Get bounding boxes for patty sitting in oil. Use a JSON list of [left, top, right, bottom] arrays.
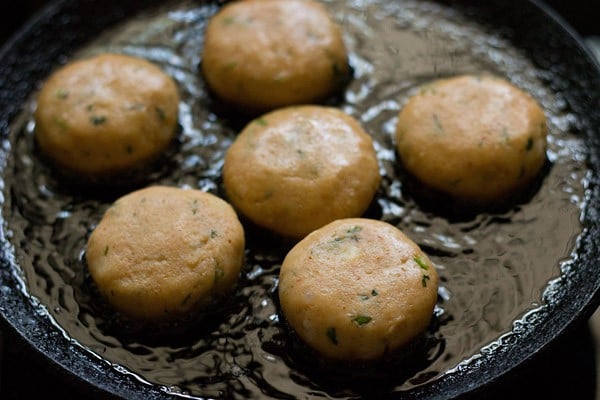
[[201, 0, 350, 112], [223, 105, 381, 239], [85, 185, 245, 322], [278, 218, 439, 361], [395, 74, 547, 203], [34, 53, 180, 180]]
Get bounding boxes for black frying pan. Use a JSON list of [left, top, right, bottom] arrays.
[[1, 0, 599, 399]]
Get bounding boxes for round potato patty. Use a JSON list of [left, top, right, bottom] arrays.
[[278, 218, 439, 361], [86, 185, 245, 321], [201, 0, 350, 112], [34, 53, 180, 178], [223, 105, 381, 239], [395, 74, 548, 203]]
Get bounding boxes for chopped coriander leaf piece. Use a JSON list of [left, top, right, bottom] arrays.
[[422, 274, 430, 287], [326, 327, 338, 345], [360, 289, 378, 300], [155, 106, 166, 121], [332, 62, 343, 77], [345, 226, 362, 240], [181, 293, 192, 305], [90, 115, 107, 126], [448, 178, 463, 188], [526, 136, 534, 151], [331, 225, 363, 243], [214, 264, 225, 284], [352, 315, 372, 325], [347, 226, 362, 235]]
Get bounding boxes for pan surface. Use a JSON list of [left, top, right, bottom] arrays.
[[1, 0, 599, 399]]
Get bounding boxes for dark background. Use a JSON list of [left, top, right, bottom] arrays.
[[1, 1, 600, 399]]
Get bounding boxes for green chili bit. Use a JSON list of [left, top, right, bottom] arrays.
[[90, 115, 107, 126], [191, 199, 199, 215], [414, 256, 429, 270], [326, 327, 338, 345], [103, 245, 109, 256], [422, 274, 431, 287], [432, 113, 444, 133], [221, 16, 235, 25], [56, 89, 69, 99], [255, 117, 268, 126], [54, 117, 68, 130], [127, 103, 145, 111], [371, 289, 378, 296], [419, 85, 436, 95], [210, 229, 218, 238], [353, 315, 372, 325], [224, 61, 238, 71]]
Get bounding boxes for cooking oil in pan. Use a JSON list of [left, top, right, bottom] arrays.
[[1, 0, 590, 398]]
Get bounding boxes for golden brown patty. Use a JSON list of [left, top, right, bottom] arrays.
[[34, 53, 180, 178], [201, 0, 350, 112], [222, 105, 381, 239], [278, 218, 439, 361], [85, 185, 245, 321], [395, 74, 547, 202]]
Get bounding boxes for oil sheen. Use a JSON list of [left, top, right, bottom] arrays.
[[1, 0, 589, 398]]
